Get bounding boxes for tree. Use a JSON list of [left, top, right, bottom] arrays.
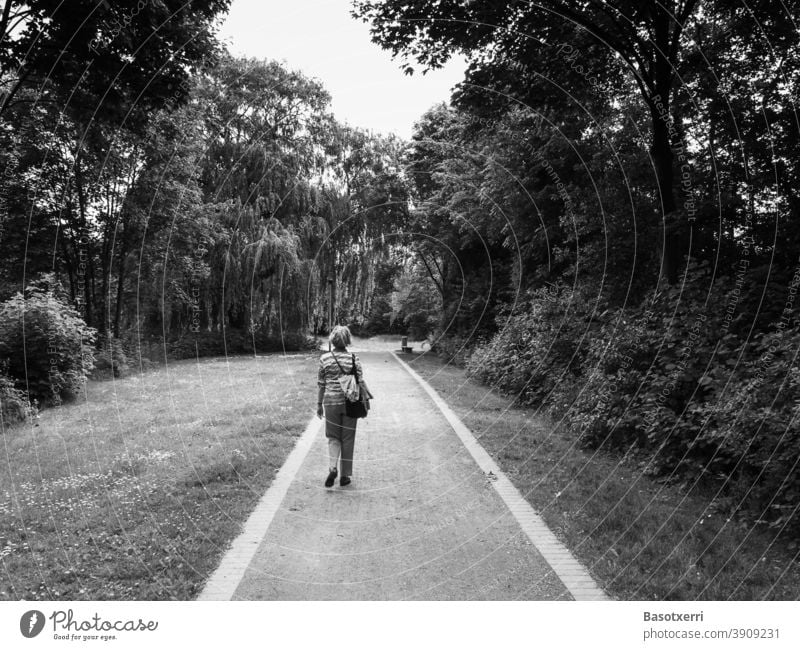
[[353, 0, 800, 282], [322, 124, 409, 328], [0, 0, 231, 339], [0, 0, 229, 122], [190, 55, 334, 334], [404, 104, 516, 336]]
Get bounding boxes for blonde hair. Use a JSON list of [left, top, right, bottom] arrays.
[[329, 325, 351, 349]]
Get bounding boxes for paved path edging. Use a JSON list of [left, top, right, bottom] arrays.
[[197, 416, 322, 600], [391, 352, 609, 601]]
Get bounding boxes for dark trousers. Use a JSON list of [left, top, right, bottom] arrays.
[[324, 402, 357, 476]]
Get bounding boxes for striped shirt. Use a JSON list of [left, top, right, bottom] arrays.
[[318, 350, 364, 406]]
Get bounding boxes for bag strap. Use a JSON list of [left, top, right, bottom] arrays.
[[331, 351, 347, 376], [330, 350, 358, 379]]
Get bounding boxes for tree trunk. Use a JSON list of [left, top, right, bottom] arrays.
[[112, 245, 127, 338], [59, 233, 76, 304], [439, 258, 456, 331], [648, 8, 680, 284], [651, 111, 681, 285], [264, 283, 273, 334], [330, 260, 337, 329], [99, 238, 110, 337], [650, 104, 676, 213], [74, 160, 94, 326]]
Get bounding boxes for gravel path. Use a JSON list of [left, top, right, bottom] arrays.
[[228, 350, 574, 600]]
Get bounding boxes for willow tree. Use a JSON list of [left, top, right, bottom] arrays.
[[186, 56, 334, 334], [321, 124, 409, 329]]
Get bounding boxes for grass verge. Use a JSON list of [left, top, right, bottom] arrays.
[[0, 353, 320, 600], [409, 353, 799, 600]]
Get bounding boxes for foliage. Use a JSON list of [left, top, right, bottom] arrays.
[[1, 49, 407, 383], [0, 363, 35, 425], [355, 0, 800, 281], [0, 0, 229, 122], [0, 281, 96, 404], [470, 264, 800, 532], [166, 330, 318, 360], [429, 334, 474, 367], [388, 261, 440, 340], [92, 336, 129, 379], [467, 284, 594, 403], [351, 293, 406, 337]]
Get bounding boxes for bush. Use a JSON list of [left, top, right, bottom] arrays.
[[465, 264, 800, 532], [695, 329, 800, 531], [244, 330, 319, 354], [568, 276, 722, 453], [404, 310, 438, 341], [389, 266, 440, 341], [0, 363, 35, 424], [166, 329, 318, 360], [350, 296, 405, 337], [466, 284, 593, 403], [0, 284, 96, 404], [92, 335, 130, 379], [429, 333, 474, 366]]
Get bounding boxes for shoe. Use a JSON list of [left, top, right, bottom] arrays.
[[340, 476, 351, 487], [324, 469, 338, 487]]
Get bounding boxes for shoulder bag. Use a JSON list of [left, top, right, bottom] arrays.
[[332, 352, 368, 419]]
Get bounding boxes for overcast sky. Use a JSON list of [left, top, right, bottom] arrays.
[[217, 0, 466, 140]]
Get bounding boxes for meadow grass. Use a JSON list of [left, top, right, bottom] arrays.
[[0, 353, 320, 600], [408, 353, 799, 600]]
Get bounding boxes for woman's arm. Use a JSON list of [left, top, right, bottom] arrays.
[[316, 387, 325, 417], [317, 357, 326, 417]]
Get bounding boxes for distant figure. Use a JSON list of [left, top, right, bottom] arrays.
[[316, 325, 365, 487]]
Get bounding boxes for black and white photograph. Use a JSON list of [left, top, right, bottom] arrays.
[[1, 0, 799, 647]]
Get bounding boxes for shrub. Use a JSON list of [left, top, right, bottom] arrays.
[[466, 284, 594, 403], [695, 330, 800, 531], [166, 329, 317, 360], [0, 284, 96, 404], [562, 267, 800, 531], [429, 333, 474, 366], [569, 277, 720, 453], [119, 336, 165, 369], [464, 263, 800, 531], [0, 363, 35, 425], [405, 311, 438, 341], [92, 335, 130, 379], [244, 330, 319, 354], [350, 296, 405, 337], [389, 266, 440, 341]]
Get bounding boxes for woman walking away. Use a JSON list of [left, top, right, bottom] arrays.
[[317, 325, 366, 487]]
